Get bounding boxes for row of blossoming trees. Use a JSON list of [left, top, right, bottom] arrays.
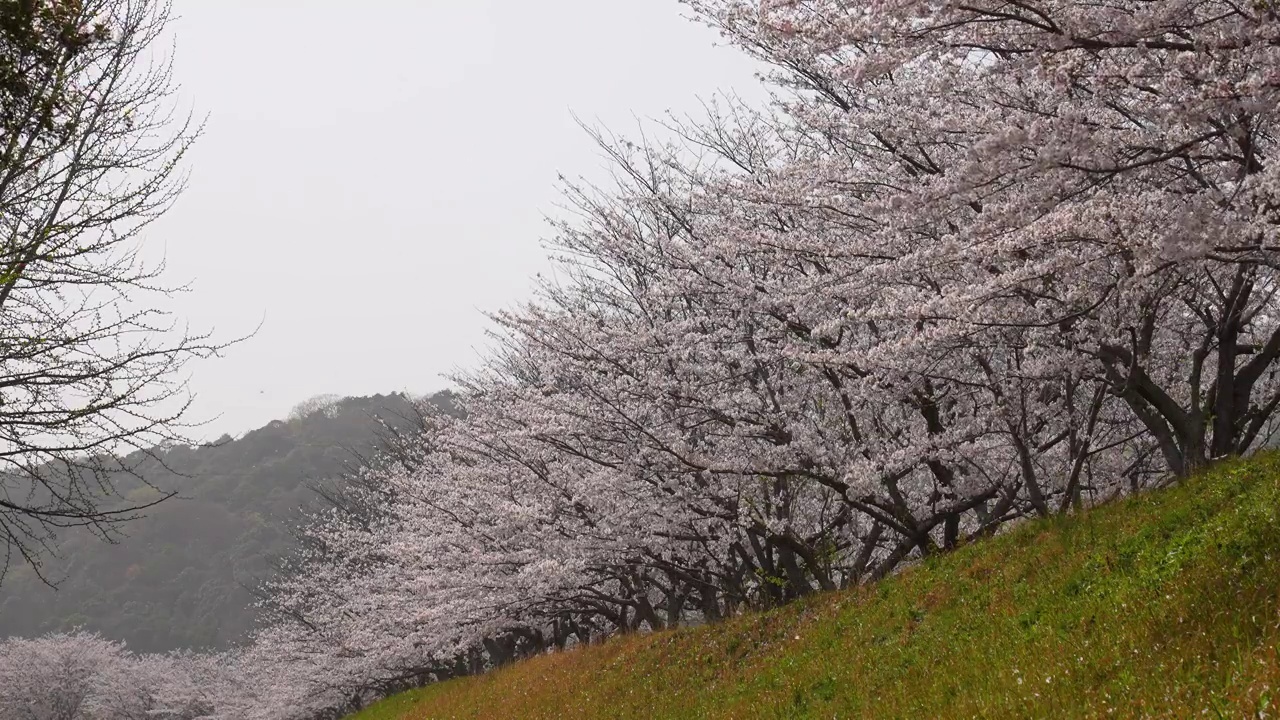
[[9, 0, 1280, 716]]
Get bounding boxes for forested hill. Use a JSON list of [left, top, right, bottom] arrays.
[[0, 391, 456, 654]]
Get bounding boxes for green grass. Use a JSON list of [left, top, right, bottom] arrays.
[[349, 453, 1280, 719]]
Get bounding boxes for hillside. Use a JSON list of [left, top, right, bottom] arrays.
[[351, 454, 1280, 719], [0, 391, 456, 653]]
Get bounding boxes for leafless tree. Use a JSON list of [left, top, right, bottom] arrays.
[[0, 0, 227, 584]]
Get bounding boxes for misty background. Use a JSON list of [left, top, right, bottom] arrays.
[[157, 0, 762, 439]]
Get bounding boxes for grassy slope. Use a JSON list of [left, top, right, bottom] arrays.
[[351, 454, 1280, 719]]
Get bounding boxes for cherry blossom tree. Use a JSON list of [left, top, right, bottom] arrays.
[[686, 0, 1280, 475], [0, 632, 194, 720]]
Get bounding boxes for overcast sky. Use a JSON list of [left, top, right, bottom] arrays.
[[155, 1, 764, 438]]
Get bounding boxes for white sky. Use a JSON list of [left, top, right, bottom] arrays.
[[155, 1, 764, 438]]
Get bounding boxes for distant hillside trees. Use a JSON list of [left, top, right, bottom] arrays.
[[0, 0, 219, 583], [287, 395, 343, 421], [0, 392, 454, 654]]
